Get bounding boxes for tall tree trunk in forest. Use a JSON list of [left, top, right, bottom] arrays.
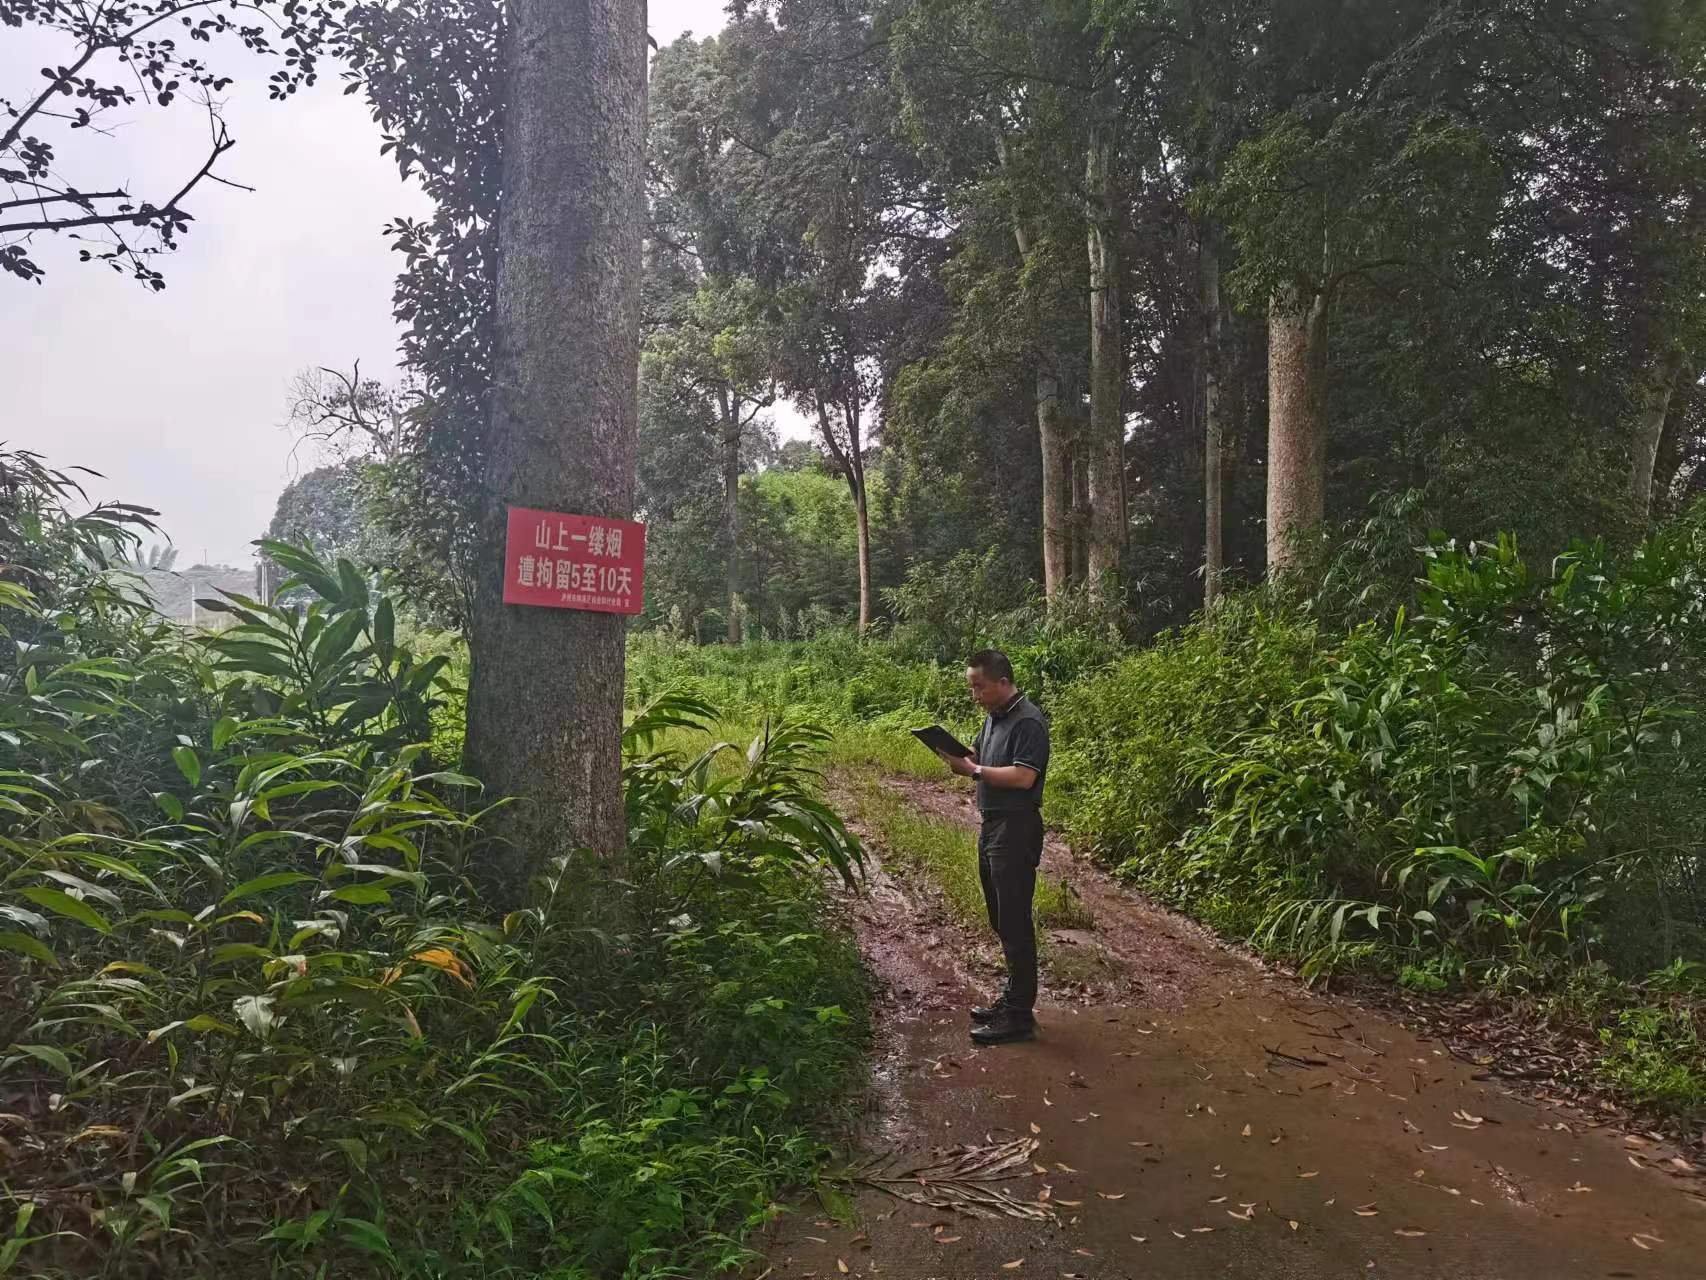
[[1036, 372, 1073, 600], [1631, 348, 1689, 523], [1071, 452, 1091, 583], [815, 396, 872, 634], [465, 0, 647, 888], [1652, 367, 1693, 515], [719, 392, 743, 644], [1085, 124, 1126, 597], [1265, 280, 1329, 576], [1010, 217, 1072, 601], [1201, 223, 1225, 610], [852, 478, 872, 634]]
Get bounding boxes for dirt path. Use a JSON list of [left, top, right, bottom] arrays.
[[761, 774, 1706, 1279]]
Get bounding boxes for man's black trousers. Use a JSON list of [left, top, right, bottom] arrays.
[[976, 807, 1044, 1012]]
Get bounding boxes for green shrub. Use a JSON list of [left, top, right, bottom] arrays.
[[0, 449, 869, 1278], [1046, 594, 1319, 917]]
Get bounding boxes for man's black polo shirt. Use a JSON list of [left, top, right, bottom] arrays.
[[974, 691, 1050, 813]]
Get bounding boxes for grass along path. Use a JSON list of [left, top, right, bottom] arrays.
[[839, 768, 1092, 936]]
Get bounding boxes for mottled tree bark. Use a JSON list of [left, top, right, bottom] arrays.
[[815, 396, 872, 634], [1010, 217, 1072, 602], [719, 390, 743, 644], [1071, 450, 1091, 584], [1085, 125, 1126, 597], [853, 478, 872, 634], [1265, 281, 1329, 576], [465, 0, 648, 888], [1631, 349, 1688, 523], [1036, 372, 1073, 601], [1201, 225, 1225, 610]]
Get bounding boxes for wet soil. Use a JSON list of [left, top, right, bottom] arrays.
[[760, 774, 1706, 1279]]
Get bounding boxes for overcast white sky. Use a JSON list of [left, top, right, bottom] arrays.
[[3, 1, 742, 566]]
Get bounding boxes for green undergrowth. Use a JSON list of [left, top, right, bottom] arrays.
[[626, 494, 1706, 1121], [0, 447, 871, 1277]]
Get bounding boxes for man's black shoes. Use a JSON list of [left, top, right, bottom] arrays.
[[970, 995, 1009, 1024], [970, 1008, 1035, 1045]]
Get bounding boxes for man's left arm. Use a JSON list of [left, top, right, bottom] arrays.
[[975, 762, 1037, 789], [946, 719, 1045, 789]]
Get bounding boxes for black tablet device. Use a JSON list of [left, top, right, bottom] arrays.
[[911, 725, 974, 758]]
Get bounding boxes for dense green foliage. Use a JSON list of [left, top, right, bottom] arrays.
[[1, 450, 867, 1277], [618, 0, 1706, 639], [635, 493, 1706, 1118]]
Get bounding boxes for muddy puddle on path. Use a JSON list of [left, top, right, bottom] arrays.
[[758, 776, 1706, 1280]]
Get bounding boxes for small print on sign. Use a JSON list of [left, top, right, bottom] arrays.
[[503, 507, 646, 615]]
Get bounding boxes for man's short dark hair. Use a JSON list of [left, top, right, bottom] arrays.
[[967, 649, 1014, 682]]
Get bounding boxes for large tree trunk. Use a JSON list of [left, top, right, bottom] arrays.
[[852, 477, 872, 634], [1037, 372, 1073, 600], [1265, 281, 1329, 576], [465, 0, 647, 889], [815, 396, 872, 634], [720, 393, 743, 644], [1071, 450, 1091, 584], [1631, 349, 1688, 523], [1010, 217, 1072, 602], [1652, 368, 1694, 517], [1201, 224, 1225, 610], [1085, 125, 1125, 597]]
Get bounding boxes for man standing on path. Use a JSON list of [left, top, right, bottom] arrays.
[[936, 649, 1050, 1046]]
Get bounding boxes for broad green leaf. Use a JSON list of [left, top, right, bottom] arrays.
[[0, 930, 56, 966], [325, 885, 392, 906], [374, 597, 395, 660], [221, 872, 314, 905], [172, 746, 201, 788], [12, 1044, 73, 1077], [17, 887, 111, 933]]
